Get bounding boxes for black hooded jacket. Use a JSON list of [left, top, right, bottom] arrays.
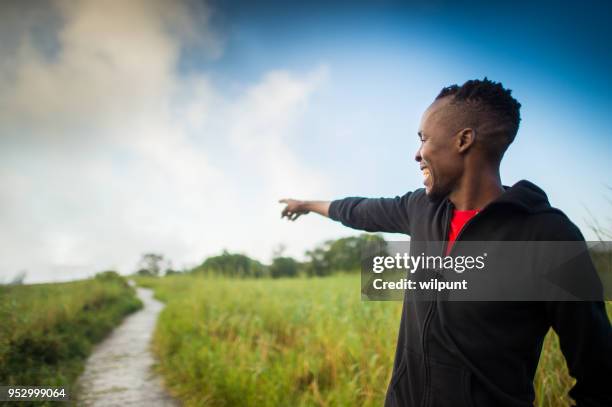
[[328, 180, 611, 407]]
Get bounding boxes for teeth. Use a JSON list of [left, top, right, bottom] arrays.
[[422, 169, 430, 177]]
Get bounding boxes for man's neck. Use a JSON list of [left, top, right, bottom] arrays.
[[449, 170, 504, 210]]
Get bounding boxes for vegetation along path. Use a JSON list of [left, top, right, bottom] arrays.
[[76, 285, 177, 406]]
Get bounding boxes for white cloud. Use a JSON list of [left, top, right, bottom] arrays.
[[0, 0, 339, 283]]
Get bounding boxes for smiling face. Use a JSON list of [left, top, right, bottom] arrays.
[[415, 97, 465, 201]]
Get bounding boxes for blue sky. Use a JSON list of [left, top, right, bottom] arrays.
[[203, 0, 612, 232], [203, 1, 612, 174], [0, 0, 610, 282]]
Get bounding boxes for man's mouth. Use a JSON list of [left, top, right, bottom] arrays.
[[421, 167, 431, 185]]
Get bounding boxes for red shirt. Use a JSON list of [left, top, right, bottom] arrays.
[[445, 209, 479, 255]]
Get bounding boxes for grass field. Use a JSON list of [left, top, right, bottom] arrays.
[[138, 273, 611, 407], [0, 272, 142, 405]]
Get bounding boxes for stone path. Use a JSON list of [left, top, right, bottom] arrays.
[[76, 286, 178, 406]]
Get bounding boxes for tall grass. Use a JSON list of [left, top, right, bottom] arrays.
[[141, 274, 400, 406], [140, 273, 611, 407], [0, 273, 141, 405]]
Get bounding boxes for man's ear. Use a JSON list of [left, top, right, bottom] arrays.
[[456, 128, 476, 154]]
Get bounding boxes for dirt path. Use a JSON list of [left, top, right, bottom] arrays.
[[76, 286, 178, 406]]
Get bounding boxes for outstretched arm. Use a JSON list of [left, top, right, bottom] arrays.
[[279, 199, 330, 221], [279, 191, 415, 234]]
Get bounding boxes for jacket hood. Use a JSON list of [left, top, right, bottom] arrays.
[[492, 179, 553, 214]]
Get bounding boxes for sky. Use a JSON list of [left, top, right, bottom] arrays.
[[1, 0, 610, 283]]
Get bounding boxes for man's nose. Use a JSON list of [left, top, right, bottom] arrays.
[[414, 147, 422, 163]]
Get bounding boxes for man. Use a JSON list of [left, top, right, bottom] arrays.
[[279, 78, 611, 406]]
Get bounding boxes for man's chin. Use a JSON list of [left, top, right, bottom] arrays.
[[425, 187, 447, 203]]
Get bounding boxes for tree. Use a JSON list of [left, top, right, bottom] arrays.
[[269, 256, 299, 278], [9, 270, 27, 285], [304, 246, 330, 277], [195, 250, 268, 278], [304, 234, 387, 276], [137, 253, 169, 276]]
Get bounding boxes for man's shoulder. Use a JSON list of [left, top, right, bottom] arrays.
[[526, 207, 585, 241], [403, 188, 426, 201], [403, 188, 429, 211]]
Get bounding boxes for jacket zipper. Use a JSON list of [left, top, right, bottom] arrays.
[[422, 203, 490, 406], [421, 202, 453, 407]]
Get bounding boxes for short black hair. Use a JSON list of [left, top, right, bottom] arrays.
[[435, 77, 522, 159]]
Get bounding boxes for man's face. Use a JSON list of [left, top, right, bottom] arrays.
[[415, 99, 464, 201]]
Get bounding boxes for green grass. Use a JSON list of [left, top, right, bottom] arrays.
[[0, 273, 142, 405], [138, 274, 399, 406], [139, 273, 611, 407]]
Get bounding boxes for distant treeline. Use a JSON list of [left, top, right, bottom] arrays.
[[137, 234, 386, 278]]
